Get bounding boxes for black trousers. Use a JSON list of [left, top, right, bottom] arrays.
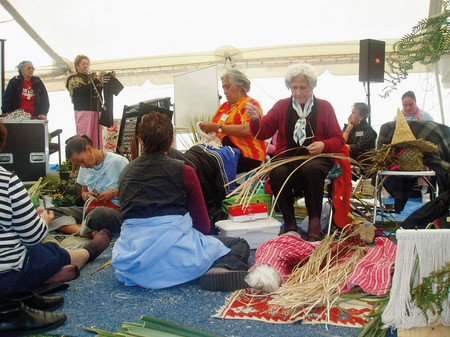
[[210, 236, 250, 271], [269, 157, 332, 230]]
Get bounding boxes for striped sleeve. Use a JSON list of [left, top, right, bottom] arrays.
[[0, 169, 48, 272], [8, 173, 48, 245]]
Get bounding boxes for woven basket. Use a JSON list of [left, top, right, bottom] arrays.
[[354, 179, 376, 197], [352, 217, 375, 243], [397, 146, 423, 171]]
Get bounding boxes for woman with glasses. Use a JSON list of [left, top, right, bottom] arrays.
[[246, 63, 349, 241], [199, 69, 266, 174], [1, 61, 49, 119]]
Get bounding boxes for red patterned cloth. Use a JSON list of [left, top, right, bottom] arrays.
[[213, 288, 372, 327], [251, 234, 317, 282], [342, 237, 397, 296]]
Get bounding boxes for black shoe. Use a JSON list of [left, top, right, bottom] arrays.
[[0, 302, 66, 336], [199, 269, 248, 292], [4, 291, 64, 311], [32, 282, 70, 296]]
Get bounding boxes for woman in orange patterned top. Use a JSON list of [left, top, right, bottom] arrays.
[[199, 70, 266, 173]]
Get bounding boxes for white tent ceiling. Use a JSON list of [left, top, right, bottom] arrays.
[[1, 0, 433, 91]]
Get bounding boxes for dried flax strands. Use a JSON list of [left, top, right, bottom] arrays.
[[268, 232, 366, 320], [225, 152, 358, 218]]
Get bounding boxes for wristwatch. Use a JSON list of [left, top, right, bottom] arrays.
[[218, 126, 223, 133]]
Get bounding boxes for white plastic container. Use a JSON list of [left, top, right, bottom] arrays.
[[215, 217, 282, 249]]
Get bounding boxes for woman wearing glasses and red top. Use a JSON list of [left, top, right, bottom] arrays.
[[1, 61, 49, 119], [246, 63, 351, 241]]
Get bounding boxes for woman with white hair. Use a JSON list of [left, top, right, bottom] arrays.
[[199, 69, 266, 173], [246, 63, 349, 241]]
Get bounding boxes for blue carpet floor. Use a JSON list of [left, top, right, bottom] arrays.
[[376, 197, 425, 222], [43, 198, 429, 336], [46, 245, 373, 337]]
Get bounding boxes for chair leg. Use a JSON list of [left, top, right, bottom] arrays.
[[327, 201, 333, 236], [57, 134, 61, 166]]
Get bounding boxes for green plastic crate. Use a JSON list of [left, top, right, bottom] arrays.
[[222, 193, 272, 215]]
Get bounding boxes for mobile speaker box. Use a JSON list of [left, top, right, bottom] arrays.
[[359, 39, 386, 83], [0, 119, 49, 183]]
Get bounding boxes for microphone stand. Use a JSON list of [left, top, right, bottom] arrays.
[[88, 72, 105, 149]]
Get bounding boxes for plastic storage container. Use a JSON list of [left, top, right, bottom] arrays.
[[215, 217, 282, 249]]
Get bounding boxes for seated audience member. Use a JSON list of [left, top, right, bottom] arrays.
[[199, 69, 266, 173], [112, 112, 250, 291], [399, 91, 433, 121], [342, 102, 377, 160], [1, 61, 49, 119], [391, 91, 434, 204], [47, 136, 129, 237], [246, 63, 352, 241], [0, 122, 111, 335]]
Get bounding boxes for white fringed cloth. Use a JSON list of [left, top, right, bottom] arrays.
[[382, 229, 450, 329]]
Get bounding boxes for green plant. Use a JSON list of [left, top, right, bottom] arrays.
[[27, 177, 49, 208], [411, 262, 450, 320], [41, 174, 82, 207], [383, 0, 450, 97], [57, 161, 72, 173]]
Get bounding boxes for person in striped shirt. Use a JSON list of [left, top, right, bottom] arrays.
[[0, 122, 111, 335]]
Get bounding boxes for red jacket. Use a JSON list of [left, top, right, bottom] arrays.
[[250, 97, 352, 229]]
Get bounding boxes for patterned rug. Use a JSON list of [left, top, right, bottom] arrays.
[[44, 233, 90, 250], [213, 288, 372, 327]]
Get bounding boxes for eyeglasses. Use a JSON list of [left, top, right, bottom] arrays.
[[25, 67, 35, 70]]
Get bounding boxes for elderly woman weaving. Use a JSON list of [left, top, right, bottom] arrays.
[[199, 69, 266, 173], [246, 63, 351, 241]]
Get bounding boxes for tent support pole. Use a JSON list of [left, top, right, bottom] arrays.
[[0, 0, 71, 74], [433, 63, 446, 124], [1, 39, 5, 98]]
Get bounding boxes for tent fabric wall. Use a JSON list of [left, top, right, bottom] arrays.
[[1, 0, 433, 91], [3, 39, 432, 91]]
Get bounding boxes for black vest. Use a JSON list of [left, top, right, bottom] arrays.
[[119, 152, 188, 221]]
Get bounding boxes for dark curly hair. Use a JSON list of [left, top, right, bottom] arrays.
[[138, 111, 173, 153], [0, 122, 7, 151]]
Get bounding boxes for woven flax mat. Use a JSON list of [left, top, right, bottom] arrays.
[[213, 288, 372, 327]]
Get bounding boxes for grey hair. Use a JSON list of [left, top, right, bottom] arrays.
[[221, 69, 251, 93], [17, 61, 32, 75], [284, 63, 317, 89], [353, 102, 370, 119]]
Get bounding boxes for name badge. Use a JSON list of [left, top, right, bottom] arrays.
[[355, 131, 364, 137], [220, 114, 229, 122]]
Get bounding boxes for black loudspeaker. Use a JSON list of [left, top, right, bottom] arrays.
[[359, 39, 385, 83], [0, 119, 49, 183]]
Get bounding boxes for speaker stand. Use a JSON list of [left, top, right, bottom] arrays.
[[363, 81, 372, 125]]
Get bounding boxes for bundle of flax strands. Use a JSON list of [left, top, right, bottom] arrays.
[[269, 232, 366, 320], [225, 152, 357, 217]]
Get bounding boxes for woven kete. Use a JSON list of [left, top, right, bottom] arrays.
[[396, 146, 423, 171]]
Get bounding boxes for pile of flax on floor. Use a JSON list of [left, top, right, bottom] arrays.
[[269, 232, 366, 320]]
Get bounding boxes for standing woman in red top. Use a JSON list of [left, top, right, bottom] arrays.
[[1, 61, 49, 119], [199, 69, 267, 173]]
